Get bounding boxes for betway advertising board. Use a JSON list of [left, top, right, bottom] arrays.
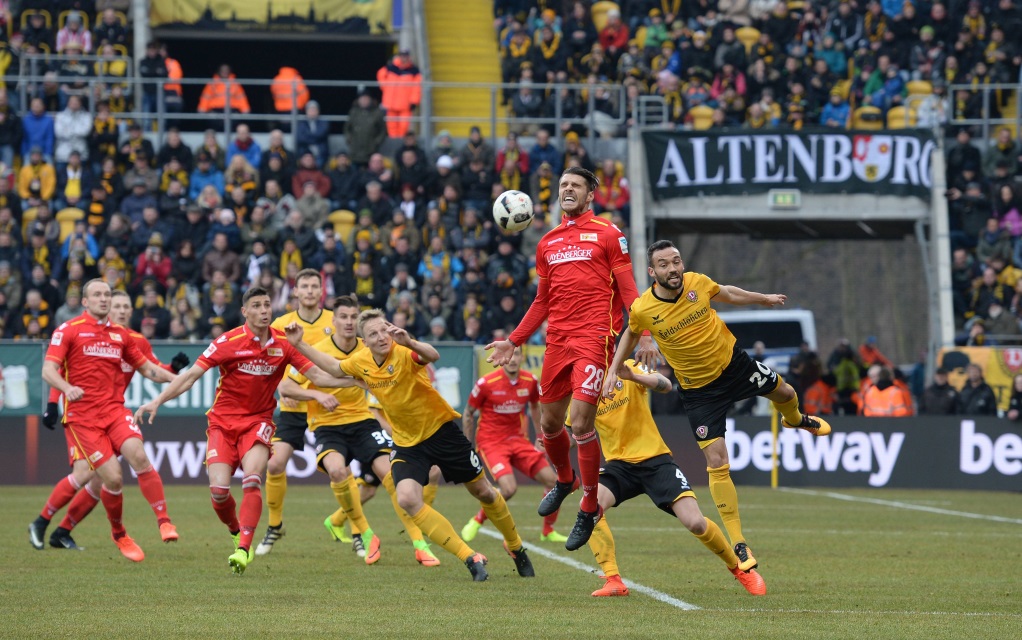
[[716, 416, 1021, 491], [643, 129, 935, 201]]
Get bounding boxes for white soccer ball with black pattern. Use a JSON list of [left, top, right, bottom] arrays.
[[492, 190, 535, 233]]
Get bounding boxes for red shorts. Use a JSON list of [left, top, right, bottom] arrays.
[[206, 418, 276, 472], [540, 336, 614, 405], [478, 436, 550, 481], [65, 407, 142, 469]]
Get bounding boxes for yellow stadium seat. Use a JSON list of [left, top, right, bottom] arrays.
[[591, 1, 620, 33], [58, 10, 89, 32], [886, 105, 918, 129], [852, 105, 884, 130], [906, 80, 933, 97], [329, 209, 357, 244], [736, 26, 760, 55], [832, 79, 851, 100], [20, 10, 52, 31], [56, 207, 84, 243], [688, 105, 714, 130], [20, 207, 38, 244]]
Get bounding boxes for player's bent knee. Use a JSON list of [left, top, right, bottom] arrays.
[[327, 467, 348, 484]]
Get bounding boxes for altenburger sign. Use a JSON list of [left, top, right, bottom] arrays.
[[643, 129, 936, 201]]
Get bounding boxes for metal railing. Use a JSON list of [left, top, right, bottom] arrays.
[[12, 73, 628, 149], [948, 82, 1021, 142]]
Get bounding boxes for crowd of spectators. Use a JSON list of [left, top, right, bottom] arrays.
[[495, 0, 1020, 132]]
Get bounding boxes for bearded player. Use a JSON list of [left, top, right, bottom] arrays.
[[486, 166, 657, 551]]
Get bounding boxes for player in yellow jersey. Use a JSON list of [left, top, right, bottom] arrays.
[[284, 308, 534, 582], [603, 240, 831, 573], [585, 359, 766, 597], [277, 294, 440, 567], [256, 269, 335, 555]]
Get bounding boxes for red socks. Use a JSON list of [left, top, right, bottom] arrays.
[[542, 511, 559, 536], [238, 474, 263, 551], [210, 485, 239, 532], [574, 430, 601, 513], [41, 474, 80, 520], [474, 508, 487, 524], [543, 426, 574, 484], [137, 467, 171, 525], [59, 483, 100, 530], [101, 486, 126, 538]]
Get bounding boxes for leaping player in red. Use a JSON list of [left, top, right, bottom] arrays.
[[486, 166, 658, 551], [34, 280, 180, 561], [134, 286, 359, 575]]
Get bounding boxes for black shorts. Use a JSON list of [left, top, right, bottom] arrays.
[[680, 345, 780, 444], [314, 419, 393, 474], [351, 458, 383, 487], [599, 454, 695, 515], [390, 421, 484, 486], [272, 411, 309, 450]]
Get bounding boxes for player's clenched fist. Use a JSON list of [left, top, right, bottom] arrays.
[[65, 386, 85, 402], [283, 322, 305, 344]]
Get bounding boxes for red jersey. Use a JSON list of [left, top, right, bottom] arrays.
[[468, 369, 539, 445], [48, 328, 172, 404], [45, 313, 148, 423], [195, 324, 313, 424], [510, 210, 639, 346]]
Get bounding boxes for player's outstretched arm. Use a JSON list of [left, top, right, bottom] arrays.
[[278, 377, 340, 411], [42, 360, 84, 401], [602, 327, 641, 399], [304, 366, 362, 391], [283, 322, 345, 377], [134, 364, 206, 424], [484, 339, 515, 366], [619, 363, 673, 393], [136, 361, 177, 384], [716, 285, 787, 307], [387, 322, 440, 364]]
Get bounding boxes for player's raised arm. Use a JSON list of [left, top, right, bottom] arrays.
[[387, 321, 440, 364], [618, 361, 673, 393], [602, 326, 641, 400], [715, 285, 787, 307], [282, 322, 345, 376], [491, 276, 551, 366], [134, 363, 207, 424], [278, 376, 340, 411], [303, 366, 363, 391]]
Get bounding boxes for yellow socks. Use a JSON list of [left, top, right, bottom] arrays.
[[410, 504, 473, 562], [331, 476, 370, 534], [329, 507, 347, 528], [772, 387, 803, 425], [693, 517, 739, 569], [479, 491, 522, 551], [588, 517, 619, 577], [382, 472, 425, 543], [707, 464, 744, 545], [423, 482, 438, 507], [265, 471, 287, 527]]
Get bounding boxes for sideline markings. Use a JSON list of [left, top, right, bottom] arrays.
[[476, 528, 700, 610], [780, 488, 1022, 525]]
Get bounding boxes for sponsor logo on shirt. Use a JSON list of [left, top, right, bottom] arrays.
[[234, 350, 254, 357], [121, 361, 134, 373], [237, 361, 279, 376], [51, 332, 63, 345], [548, 237, 565, 245], [83, 343, 122, 359], [267, 348, 284, 357], [580, 233, 598, 242], [651, 314, 664, 325], [79, 332, 95, 337], [493, 400, 525, 414], [547, 246, 594, 265]]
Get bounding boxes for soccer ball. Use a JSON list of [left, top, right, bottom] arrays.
[[492, 190, 535, 233]]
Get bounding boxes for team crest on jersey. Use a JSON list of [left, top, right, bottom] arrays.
[[387, 365, 394, 374], [324, 327, 333, 335], [109, 332, 123, 342], [615, 380, 623, 390], [516, 388, 530, 397], [696, 426, 708, 438], [580, 233, 597, 242], [267, 348, 283, 357], [687, 290, 698, 303]]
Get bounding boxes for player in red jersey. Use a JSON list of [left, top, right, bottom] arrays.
[[34, 280, 179, 562], [487, 166, 657, 551], [33, 290, 191, 551], [460, 346, 567, 543], [134, 286, 359, 575]]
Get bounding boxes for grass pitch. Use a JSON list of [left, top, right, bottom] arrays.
[[3, 484, 1020, 639]]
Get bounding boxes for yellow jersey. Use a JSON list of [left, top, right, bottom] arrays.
[[592, 360, 672, 463], [271, 309, 335, 413], [339, 343, 460, 447], [288, 336, 374, 430], [628, 273, 735, 389]]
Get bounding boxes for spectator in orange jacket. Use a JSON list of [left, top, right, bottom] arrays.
[[859, 335, 893, 368], [802, 374, 836, 416], [271, 66, 309, 114], [862, 367, 912, 417], [594, 158, 630, 219], [197, 64, 251, 114], [376, 49, 421, 138]]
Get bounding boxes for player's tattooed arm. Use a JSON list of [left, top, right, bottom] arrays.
[[462, 405, 479, 442], [136, 361, 176, 383]]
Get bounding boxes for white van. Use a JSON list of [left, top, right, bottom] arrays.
[[715, 309, 817, 376]]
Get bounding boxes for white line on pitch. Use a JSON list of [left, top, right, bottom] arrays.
[[705, 607, 1022, 618], [476, 528, 700, 611], [780, 488, 1022, 525]]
